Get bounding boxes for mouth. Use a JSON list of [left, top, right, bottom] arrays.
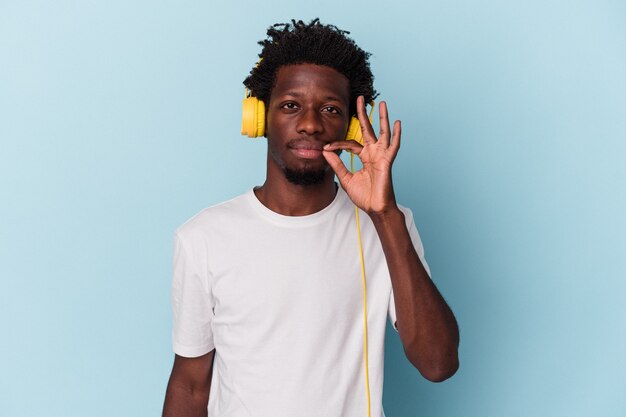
[[288, 139, 325, 160]]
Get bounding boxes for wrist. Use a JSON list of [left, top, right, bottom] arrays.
[[368, 205, 404, 225]]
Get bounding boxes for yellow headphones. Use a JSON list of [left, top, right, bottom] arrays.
[[241, 89, 373, 145]]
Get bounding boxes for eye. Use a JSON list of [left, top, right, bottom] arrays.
[[280, 102, 299, 110], [322, 106, 341, 114]]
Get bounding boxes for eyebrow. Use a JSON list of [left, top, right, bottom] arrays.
[[282, 91, 346, 102]]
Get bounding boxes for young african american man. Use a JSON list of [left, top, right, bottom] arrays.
[[163, 19, 459, 417]]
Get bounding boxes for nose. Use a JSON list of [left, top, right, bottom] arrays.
[[296, 108, 324, 136]]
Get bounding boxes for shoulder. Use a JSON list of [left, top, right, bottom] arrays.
[[175, 190, 254, 242]]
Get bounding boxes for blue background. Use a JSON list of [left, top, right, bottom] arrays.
[[1, 1, 625, 416]]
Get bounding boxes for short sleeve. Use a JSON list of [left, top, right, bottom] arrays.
[[171, 232, 215, 357], [388, 207, 431, 332]]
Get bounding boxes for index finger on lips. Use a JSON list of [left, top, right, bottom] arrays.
[[323, 140, 363, 155]]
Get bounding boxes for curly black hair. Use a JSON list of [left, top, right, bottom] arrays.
[[243, 18, 378, 117]]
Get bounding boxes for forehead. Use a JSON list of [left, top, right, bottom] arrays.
[[270, 64, 350, 103]]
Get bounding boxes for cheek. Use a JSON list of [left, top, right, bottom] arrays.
[[333, 115, 350, 137], [265, 116, 281, 152], [266, 136, 286, 169], [265, 109, 282, 139]]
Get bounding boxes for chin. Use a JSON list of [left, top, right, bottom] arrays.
[[283, 166, 330, 186]]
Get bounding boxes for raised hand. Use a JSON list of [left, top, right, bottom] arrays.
[[322, 96, 401, 216]]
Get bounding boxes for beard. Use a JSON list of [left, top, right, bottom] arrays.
[[283, 166, 328, 186]]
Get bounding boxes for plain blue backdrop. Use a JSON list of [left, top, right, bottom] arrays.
[[1, 1, 625, 416]]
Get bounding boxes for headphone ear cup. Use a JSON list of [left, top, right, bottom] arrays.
[[241, 96, 266, 138], [345, 116, 363, 145]]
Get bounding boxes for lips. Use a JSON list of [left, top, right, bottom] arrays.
[[288, 139, 325, 159]]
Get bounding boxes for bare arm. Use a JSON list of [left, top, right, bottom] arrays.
[[323, 97, 459, 382], [371, 208, 459, 382], [163, 350, 215, 417]]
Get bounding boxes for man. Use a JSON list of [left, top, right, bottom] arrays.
[[163, 19, 459, 417]]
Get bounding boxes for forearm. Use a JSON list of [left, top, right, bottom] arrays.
[[163, 352, 214, 417], [163, 380, 210, 417], [370, 207, 459, 381]]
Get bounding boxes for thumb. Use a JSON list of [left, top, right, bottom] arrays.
[[323, 150, 353, 188]]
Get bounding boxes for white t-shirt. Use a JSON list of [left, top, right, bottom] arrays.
[[172, 186, 430, 417]]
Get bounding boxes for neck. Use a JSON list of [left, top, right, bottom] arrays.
[[254, 162, 338, 217]]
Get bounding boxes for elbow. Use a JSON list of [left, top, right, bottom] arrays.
[[406, 348, 459, 383], [420, 356, 459, 382]]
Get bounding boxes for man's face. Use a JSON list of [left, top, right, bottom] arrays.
[[265, 63, 351, 185]]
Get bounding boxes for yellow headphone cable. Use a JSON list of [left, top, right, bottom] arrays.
[[351, 152, 371, 417]]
